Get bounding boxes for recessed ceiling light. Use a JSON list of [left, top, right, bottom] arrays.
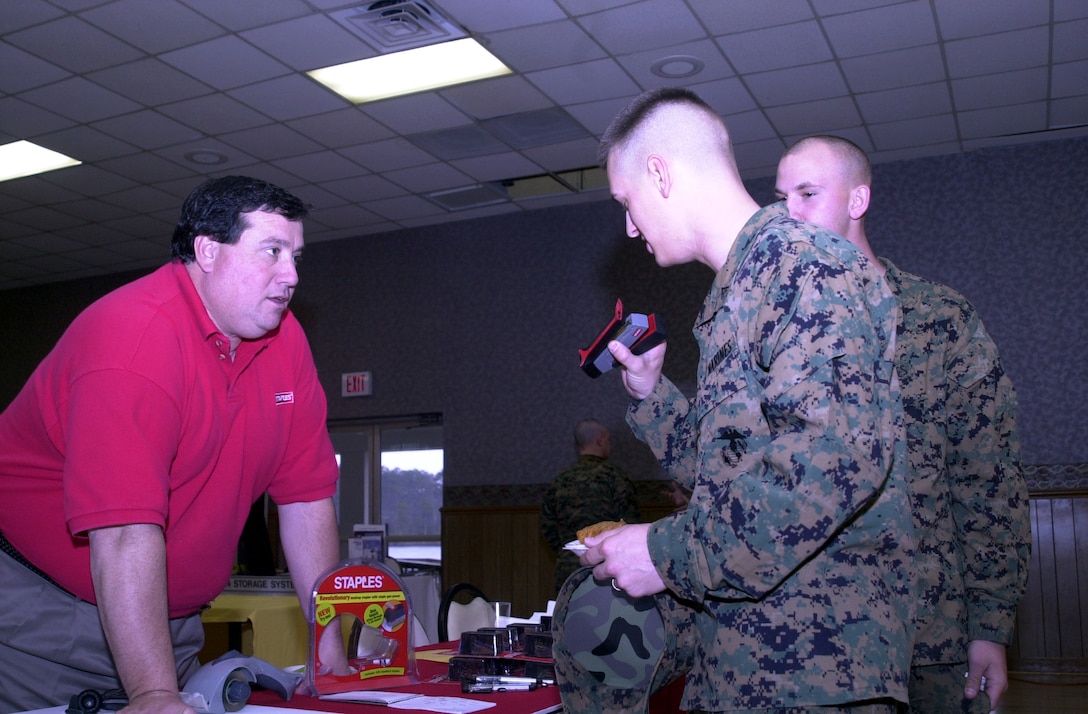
[[650, 55, 705, 79], [308, 37, 512, 103], [0, 140, 81, 182], [184, 150, 229, 165]]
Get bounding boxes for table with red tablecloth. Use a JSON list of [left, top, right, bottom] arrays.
[[248, 642, 560, 714], [248, 641, 686, 713]]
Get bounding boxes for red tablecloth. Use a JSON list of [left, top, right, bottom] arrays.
[[248, 643, 561, 714], [247, 642, 686, 714]]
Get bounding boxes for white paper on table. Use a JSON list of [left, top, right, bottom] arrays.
[[503, 600, 555, 626], [319, 691, 495, 712]]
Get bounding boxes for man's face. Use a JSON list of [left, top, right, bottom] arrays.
[[200, 209, 303, 347], [774, 143, 854, 238], [607, 153, 686, 267]]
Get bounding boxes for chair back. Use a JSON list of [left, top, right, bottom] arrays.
[[437, 582, 492, 641]]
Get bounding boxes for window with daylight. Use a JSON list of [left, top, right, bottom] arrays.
[[328, 414, 443, 565]]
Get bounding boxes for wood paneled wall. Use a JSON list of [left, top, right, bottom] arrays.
[[1009, 493, 1088, 672], [442, 495, 1088, 674], [440, 503, 677, 618]]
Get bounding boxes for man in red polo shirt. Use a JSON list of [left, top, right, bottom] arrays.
[[0, 176, 342, 714]]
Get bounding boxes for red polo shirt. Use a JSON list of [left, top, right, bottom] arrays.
[[0, 261, 338, 617]]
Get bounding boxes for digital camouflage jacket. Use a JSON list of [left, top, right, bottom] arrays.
[[628, 204, 918, 711], [882, 259, 1030, 666]]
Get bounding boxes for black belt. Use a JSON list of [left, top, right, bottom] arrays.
[[0, 530, 61, 588]]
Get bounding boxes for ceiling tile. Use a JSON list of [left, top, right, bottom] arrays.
[[520, 137, 600, 171], [87, 58, 213, 106], [1052, 95, 1088, 127], [732, 137, 787, 174], [5, 15, 143, 73], [307, 202, 386, 230], [450, 152, 543, 182], [440, 76, 554, 120], [564, 95, 633, 135], [717, 20, 832, 74], [285, 108, 396, 149], [384, 162, 473, 193], [0, 96, 76, 138], [364, 193, 444, 222], [527, 58, 640, 105], [1054, 19, 1088, 63], [177, 0, 313, 31], [1054, 0, 1088, 21], [161, 93, 272, 134], [228, 74, 349, 121], [0, 0, 65, 34], [20, 77, 142, 122], [82, 0, 225, 54], [218, 123, 325, 160], [810, 0, 904, 15], [840, 44, 946, 93], [318, 174, 408, 203], [1052, 59, 1088, 99], [337, 137, 436, 173], [34, 164, 136, 197], [272, 150, 369, 183], [482, 21, 607, 73], [934, 0, 1050, 39], [690, 76, 758, 116], [764, 97, 862, 136], [0, 42, 70, 94], [721, 109, 778, 142], [96, 152, 198, 185], [688, 0, 812, 35], [869, 114, 958, 151], [240, 14, 374, 71], [951, 68, 1048, 112], [958, 102, 1047, 139], [578, 0, 705, 56], [361, 94, 473, 135], [855, 82, 952, 124], [160, 36, 291, 90], [441, 0, 567, 33], [92, 110, 205, 150], [744, 62, 848, 107], [945, 27, 1049, 78], [405, 125, 509, 161], [822, 1, 937, 58]]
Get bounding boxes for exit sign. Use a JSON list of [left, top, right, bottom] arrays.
[[341, 371, 372, 397]]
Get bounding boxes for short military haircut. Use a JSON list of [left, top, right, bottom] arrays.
[[786, 135, 872, 188], [574, 419, 608, 449], [597, 87, 726, 170], [171, 175, 311, 263]]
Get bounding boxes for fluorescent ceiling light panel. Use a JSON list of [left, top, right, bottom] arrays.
[[309, 38, 511, 103], [0, 140, 81, 182]]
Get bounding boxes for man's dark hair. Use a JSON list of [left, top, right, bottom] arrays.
[[597, 87, 715, 169], [171, 176, 311, 263]]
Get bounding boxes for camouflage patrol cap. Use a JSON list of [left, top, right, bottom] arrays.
[[552, 567, 696, 714]]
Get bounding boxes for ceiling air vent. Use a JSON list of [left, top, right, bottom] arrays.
[[330, 1, 466, 53]]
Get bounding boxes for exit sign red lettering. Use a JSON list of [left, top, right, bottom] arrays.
[[341, 371, 372, 397]]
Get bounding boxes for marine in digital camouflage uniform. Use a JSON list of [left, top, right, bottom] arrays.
[[776, 135, 1031, 714], [541, 419, 641, 593], [886, 261, 1030, 714], [571, 88, 918, 714], [626, 202, 917, 712]]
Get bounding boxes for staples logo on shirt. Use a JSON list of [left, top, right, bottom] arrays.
[[275, 392, 294, 405]]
